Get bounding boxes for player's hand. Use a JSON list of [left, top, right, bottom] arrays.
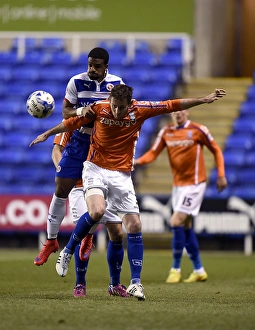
[[204, 88, 226, 103], [216, 176, 228, 192], [81, 104, 96, 119], [29, 133, 49, 147]]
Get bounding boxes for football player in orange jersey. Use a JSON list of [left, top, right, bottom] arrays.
[[135, 110, 227, 283], [30, 84, 226, 300], [34, 48, 129, 298], [52, 132, 128, 298]]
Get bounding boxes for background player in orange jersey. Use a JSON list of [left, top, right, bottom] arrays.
[[135, 110, 227, 283], [30, 84, 226, 300]]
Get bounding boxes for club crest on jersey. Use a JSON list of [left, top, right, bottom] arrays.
[[106, 83, 114, 91], [187, 131, 193, 139]]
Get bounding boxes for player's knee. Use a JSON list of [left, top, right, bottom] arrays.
[[55, 186, 69, 199], [170, 212, 188, 227], [89, 208, 104, 222], [124, 215, 142, 233], [106, 224, 123, 241], [85, 188, 105, 221]]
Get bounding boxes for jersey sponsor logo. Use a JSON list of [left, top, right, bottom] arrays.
[[106, 83, 114, 91], [166, 139, 194, 147], [100, 116, 136, 127]]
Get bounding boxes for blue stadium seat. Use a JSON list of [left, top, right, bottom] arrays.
[[0, 99, 24, 114], [239, 101, 255, 113], [121, 67, 150, 84], [6, 82, 33, 100], [204, 185, 231, 199], [39, 67, 69, 83], [25, 149, 52, 165], [239, 101, 255, 119], [246, 85, 255, 101], [66, 65, 86, 77], [209, 167, 237, 186], [0, 118, 13, 131], [0, 51, 18, 65], [224, 135, 253, 151], [0, 165, 14, 184], [223, 150, 245, 167], [11, 37, 38, 52], [166, 38, 183, 53], [231, 186, 255, 199], [149, 67, 181, 84], [12, 116, 41, 132], [32, 81, 65, 99], [245, 152, 255, 167], [134, 41, 150, 53], [0, 66, 12, 81], [97, 40, 126, 53], [76, 52, 89, 66], [235, 169, 255, 184], [158, 52, 183, 69], [0, 184, 39, 195], [139, 83, 174, 100], [141, 117, 159, 135], [135, 134, 151, 158], [3, 132, 32, 147], [0, 148, 24, 164], [11, 166, 50, 184], [39, 37, 66, 52], [46, 51, 73, 65], [11, 66, 40, 82], [232, 117, 255, 134], [108, 51, 127, 67], [19, 51, 49, 65], [126, 52, 157, 67]]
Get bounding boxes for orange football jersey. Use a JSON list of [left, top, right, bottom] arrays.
[[136, 120, 225, 186], [63, 99, 181, 171]]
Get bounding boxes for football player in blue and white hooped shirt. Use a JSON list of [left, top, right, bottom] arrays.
[[34, 47, 128, 298]]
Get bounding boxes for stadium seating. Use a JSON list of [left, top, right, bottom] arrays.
[[39, 37, 66, 52], [11, 37, 38, 52], [207, 86, 255, 199], [0, 37, 186, 195]]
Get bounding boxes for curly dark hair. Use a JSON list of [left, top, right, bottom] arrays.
[[87, 47, 109, 64]]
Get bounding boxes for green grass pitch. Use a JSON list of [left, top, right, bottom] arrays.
[[0, 249, 255, 330]]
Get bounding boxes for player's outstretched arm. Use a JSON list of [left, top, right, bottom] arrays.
[[179, 88, 226, 110], [29, 122, 68, 147]]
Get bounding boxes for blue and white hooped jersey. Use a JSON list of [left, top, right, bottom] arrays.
[[63, 71, 124, 161], [65, 71, 124, 108]]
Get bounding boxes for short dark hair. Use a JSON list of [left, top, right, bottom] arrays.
[[87, 47, 109, 64], [110, 85, 133, 104]]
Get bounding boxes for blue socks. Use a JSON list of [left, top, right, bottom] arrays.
[[171, 226, 203, 270], [127, 233, 143, 284], [171, 226, 185, 269], [107, 240, 124, 286], [74, 243, 89, 286], [185, 228, 202, 270], [65, 212, 95, 253]]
